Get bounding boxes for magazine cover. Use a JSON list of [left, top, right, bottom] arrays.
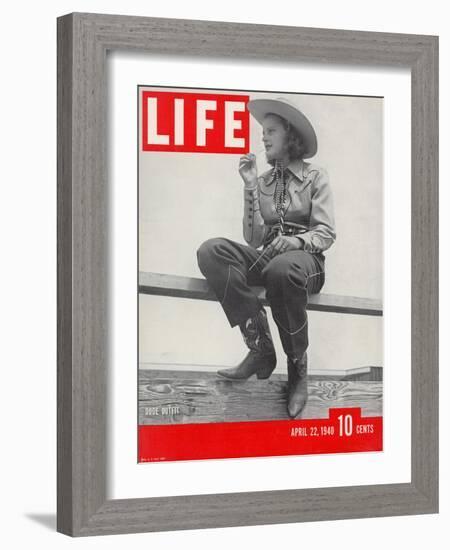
[[137, 85, 383, 462]]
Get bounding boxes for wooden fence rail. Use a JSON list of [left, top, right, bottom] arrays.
[[139, 271, 383, 317]]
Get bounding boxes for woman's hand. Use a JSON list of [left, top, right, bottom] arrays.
[[239, 153, 258, 187], [265, 236, 302, 259]]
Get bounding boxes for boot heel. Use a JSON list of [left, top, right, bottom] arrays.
[[256, 369, 274, 380]]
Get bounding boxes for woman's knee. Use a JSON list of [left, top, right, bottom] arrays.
[[262, 254, 307, 289], [196, 237, 227, 270]]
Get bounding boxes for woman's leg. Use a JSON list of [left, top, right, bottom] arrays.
[[197, 237, 266, 327], [262, 250, 324, 357], [196, 237, 276, 379], [262, 250, 325, 416]]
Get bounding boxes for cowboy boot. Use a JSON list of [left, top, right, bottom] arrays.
[[287, 352, 308, 418], [217, 308, 276, 380]]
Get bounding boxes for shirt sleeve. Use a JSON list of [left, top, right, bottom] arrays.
[[296, 168, 336, 253], [242, 183, 269, 249]]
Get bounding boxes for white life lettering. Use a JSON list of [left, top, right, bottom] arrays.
[[225, 101, 245, 148], [196, 100, 217, 146], [146, 97, 169, 145], [174, 98, 184, 146]]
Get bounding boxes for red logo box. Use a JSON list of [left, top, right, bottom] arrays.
[[141, 90, 250, 154]]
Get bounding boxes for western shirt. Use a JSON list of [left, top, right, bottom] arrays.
[[242, 159, 336, 253]]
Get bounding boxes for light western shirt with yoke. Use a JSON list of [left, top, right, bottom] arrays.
[[242, 158, 336, 253]]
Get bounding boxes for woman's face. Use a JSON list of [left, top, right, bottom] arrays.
[[262, 114, 289, 163]]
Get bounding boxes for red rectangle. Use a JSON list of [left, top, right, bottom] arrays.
[[138, 408, 382, 462], [141, 90, 250, 154]]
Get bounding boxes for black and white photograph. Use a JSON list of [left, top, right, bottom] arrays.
[[138, 85, 383, 462]]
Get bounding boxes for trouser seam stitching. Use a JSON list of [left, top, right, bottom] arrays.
[[221, 264, 247, 306], [273, 315, 308, 335], [283, 269, 324, 291]]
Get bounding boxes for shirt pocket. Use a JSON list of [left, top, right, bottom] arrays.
[[288, 182, 312, 217]]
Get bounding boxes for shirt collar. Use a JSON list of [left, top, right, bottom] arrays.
[[266, 158, 305, 185], [286, 158, 305, 183]]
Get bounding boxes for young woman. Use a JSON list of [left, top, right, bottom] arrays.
[[197, 96, 336, 418]]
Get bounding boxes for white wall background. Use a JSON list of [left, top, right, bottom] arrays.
[[0, 1, 446, 549]]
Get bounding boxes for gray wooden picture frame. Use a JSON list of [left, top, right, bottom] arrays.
[[57, 12, 438, 537]]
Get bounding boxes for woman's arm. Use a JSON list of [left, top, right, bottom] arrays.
[[238, 154, 268, 249], [242, 183, 269, 248], [295, 167, 336, 253]]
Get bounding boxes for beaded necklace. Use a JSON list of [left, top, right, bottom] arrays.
[[248, 159, 288, 273], [273, 159, 288, 235]]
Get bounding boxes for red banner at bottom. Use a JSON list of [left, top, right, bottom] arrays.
[[138, 407, 382, 463]]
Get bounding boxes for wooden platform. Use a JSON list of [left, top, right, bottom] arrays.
[[139, 369, 383, 425]]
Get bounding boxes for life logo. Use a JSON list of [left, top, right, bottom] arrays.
[[141, 90, 250, 154]]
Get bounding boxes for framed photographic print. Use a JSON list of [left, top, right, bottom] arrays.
[[57, 13, 438, 536]]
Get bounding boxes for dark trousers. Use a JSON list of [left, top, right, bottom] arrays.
[[197, 237, 325, 359]]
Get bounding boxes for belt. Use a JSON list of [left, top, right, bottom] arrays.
[[263, 221, 308, 246]]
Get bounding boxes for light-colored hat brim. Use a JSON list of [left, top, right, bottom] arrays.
[[247, 98, 317, 158]]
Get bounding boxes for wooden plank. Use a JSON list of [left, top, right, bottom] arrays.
[[140, 363, 383, 381], [138, 369, 382, 424], [139, 271, 383, 316]]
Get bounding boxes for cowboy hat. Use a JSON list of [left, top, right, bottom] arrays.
[[247, 97, 317, 158]]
